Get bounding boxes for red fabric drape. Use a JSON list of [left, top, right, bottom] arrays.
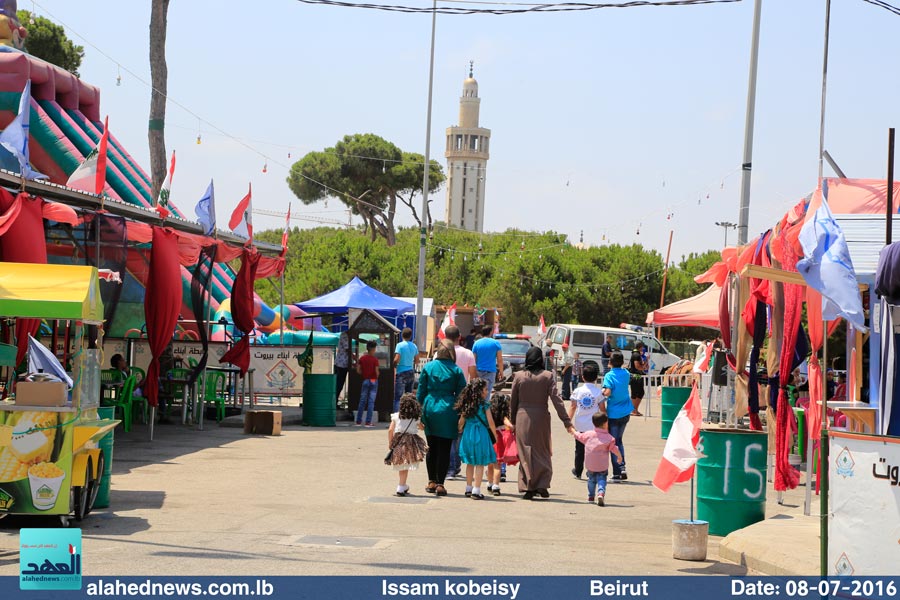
[[0, 191, 22, 236], [143, 228, 183, 408], [806, 288, 824, 442], [255, 256, 285, 280], [41, 201, 79, 226], [220, 248, 260, 375], [774, 230, 802, 492], [0, 190, 48, 366]]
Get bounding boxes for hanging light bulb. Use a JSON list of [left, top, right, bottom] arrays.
[[621, 285, 625, 292], [196, 119, 202, 145], [538, 254, 542, 259], [116, 66, 122, 87], [463, 254, 467, 261], [520, 240, 525, 251], [196, 134, 202, 145], [478, 241, 483, 251], [288, 152, 292, 159], [262, 161, 268, 174]]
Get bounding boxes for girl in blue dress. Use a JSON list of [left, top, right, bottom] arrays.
[[455, 378, 498, 499]]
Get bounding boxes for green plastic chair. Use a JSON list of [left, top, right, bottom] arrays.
[[105, 375, 136, 433], [100, 369, 124, 404], [200, 371, 228, 421], [187, 357, 198, 369], [166, 367, 194, 419]]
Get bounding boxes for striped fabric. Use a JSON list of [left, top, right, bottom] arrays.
[[879, 299, 900, 436]]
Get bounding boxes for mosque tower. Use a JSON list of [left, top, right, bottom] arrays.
[[444, 62, 490, 232]]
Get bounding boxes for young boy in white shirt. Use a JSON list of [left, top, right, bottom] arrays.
[[567, 363, 603, 480]]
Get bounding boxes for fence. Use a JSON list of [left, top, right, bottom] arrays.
[[640, 372, 733, 424]]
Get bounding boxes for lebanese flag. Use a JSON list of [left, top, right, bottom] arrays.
[[281, 202, 291, 250], [436, 302, 456, 340], [652, 383, 704, 492], [229, 183, 253, 242], [156, 150, 176, 219], [67, 116, 109, 195], [539, 315, 547, 335]]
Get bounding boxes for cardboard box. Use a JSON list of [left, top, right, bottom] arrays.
[[15, 381, 68, 407], [243, 410, 282, 436]]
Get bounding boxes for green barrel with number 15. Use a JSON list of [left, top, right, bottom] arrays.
[[697, 429, 768, 536]]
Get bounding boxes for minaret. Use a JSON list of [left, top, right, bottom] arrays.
[[444, 62, 490, 232]]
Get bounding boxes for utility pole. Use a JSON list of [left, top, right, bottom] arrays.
[[715, 221, 737, 248]]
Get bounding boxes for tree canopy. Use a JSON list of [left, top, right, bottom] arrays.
[[17, 11, 83, 76], [286, 133, 444, 246], [256, 225, 720, 336]]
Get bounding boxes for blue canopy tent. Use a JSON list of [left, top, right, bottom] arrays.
[[295, 277, 415, 324]]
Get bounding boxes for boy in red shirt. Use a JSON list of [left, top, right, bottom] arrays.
[[356, 340, 380, 427], [571, 413, 622, 506]]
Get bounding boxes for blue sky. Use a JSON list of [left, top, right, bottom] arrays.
[[30, 0, 900, 261]]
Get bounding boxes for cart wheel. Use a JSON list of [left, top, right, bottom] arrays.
[[59, 516, 70, 528], [86, 451, 104, 515], [73, 459, 91, 522]]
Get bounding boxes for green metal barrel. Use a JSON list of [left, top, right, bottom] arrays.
[[661, 386, 692, 439], [302, 374, 337, 427], [95, 407, 116, 509], [697, 428, 768, 536]]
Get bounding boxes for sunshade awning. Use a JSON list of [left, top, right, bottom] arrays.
[[0, 262, 104, 322], [646, 284, 721, 330], [296, 276, 414, 318]]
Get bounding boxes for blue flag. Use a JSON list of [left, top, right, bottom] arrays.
[[797, 185, 867, 332], [27, 335, 73, 388], [194, 180, 216, 235], [0, 80, 47, 181]]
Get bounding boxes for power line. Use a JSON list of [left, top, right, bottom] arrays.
[[296, 0, 742, 15], [859, 0, 900, 16]]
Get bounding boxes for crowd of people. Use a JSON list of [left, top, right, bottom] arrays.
[[379, 329, 641, 505]]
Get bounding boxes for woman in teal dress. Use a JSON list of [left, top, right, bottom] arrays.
[[417, 339, 467, 496], [456, 378, 498, 499]]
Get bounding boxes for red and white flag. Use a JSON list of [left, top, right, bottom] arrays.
[[539, 315, 547, 335], [229, 183, 253, 242], [67, 116, 109, 195], [652, 383, 704, 492], [436, 302, 456, 340], [156, 150, 176, 219], [281, 202, 291, 250]]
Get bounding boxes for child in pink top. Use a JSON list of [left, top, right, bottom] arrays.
[[571, 412, 622, 506]]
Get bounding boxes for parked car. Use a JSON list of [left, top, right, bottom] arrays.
[[542, 323, 680, 376], [494, 334, 532, 390]]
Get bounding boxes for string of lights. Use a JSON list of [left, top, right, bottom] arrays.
[[478, 265, 669, 291], [295, 0, 742, 15], [427, 241, 569, 256]]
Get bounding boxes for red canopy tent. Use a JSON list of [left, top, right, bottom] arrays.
[[646, 284, 722, 330]]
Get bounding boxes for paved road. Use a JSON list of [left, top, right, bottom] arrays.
[[0, 400, 805, 577]]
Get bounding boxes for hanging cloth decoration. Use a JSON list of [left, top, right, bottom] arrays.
[[220, 248, 260, 375], [143, 227, 182, 408]]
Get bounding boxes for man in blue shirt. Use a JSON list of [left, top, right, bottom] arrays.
[[600, 351, 632, 482], [472, 326, 503, 392], [393, 327, 419, 413]]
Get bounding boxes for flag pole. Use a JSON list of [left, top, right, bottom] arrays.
[[817, 0, 832, 579], [690, 467, 695, 523]]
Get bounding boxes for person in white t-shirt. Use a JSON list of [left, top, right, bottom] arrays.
[[445, 325, 476, 480], [566, 363, 603, 479]]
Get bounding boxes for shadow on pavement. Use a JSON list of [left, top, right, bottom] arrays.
[[365, 563, 472, 573], [678, 561, 749, 576]]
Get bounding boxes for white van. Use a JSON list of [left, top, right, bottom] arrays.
[[542, 323, 681, 375]]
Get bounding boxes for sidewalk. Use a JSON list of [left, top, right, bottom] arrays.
[[0, 402, 818, 576]]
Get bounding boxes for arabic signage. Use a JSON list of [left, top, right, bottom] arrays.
[[102, 341, 317, 396], [19, 528, 82, 590], [829, 431, 900, 575]]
